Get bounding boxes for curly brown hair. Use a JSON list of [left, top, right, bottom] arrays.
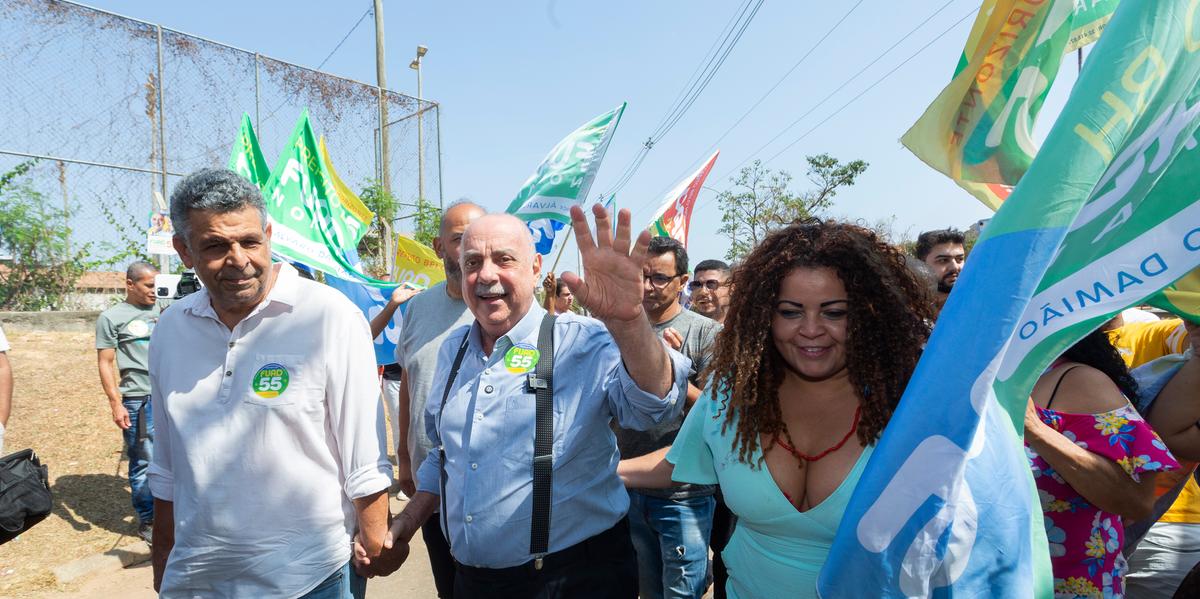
[[706, 220, 934, 466]]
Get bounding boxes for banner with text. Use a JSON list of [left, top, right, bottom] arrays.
[[393, 234, 445, 289], [902, 0, 1119, 210], [822, 2, 1200, 596], [506, 103, 625, 223]]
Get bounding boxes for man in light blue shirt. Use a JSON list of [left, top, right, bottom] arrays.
[[361, 207, 689, 598]]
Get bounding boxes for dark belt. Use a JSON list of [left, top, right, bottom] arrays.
[[455, 517, 630, 579]]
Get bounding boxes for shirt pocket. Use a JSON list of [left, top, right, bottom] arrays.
[[501, 392, 563, 471], [243, 354, 322, 416]]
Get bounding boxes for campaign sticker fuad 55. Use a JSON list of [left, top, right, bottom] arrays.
[[504, 343, 540, 374], [252, 363, 290, 398]]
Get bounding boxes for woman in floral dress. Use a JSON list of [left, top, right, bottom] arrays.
[[1026, 329, 1179, 598]]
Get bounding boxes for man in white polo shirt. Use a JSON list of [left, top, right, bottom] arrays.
[[148, 168, 392, 598]]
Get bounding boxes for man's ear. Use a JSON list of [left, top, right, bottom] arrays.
[[532, 253, 543, 280], [172, 235, 194, 268], [433, 236, 445, 259]]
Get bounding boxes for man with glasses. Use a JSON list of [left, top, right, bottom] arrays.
[[688, 259, 732, 325], [618, 236, 721, 599]]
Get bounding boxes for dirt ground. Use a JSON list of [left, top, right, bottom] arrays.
[[0, 329, 144, 597], [0, 328, 415, 598]]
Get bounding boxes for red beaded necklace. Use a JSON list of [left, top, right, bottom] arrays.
[[774, 406, 862, 463]]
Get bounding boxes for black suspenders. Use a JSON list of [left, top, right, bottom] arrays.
[[528, 313, 556, 567], [437, 333, 471, 539], [435, 313, 557, 568]]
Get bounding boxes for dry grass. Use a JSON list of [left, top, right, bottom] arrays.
[[0, 330, 147, 597]]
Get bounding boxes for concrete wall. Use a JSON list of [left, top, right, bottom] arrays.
[[0, 311, 102, 332]]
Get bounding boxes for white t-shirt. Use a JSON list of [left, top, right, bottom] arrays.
[[147, 263, 392, 598]]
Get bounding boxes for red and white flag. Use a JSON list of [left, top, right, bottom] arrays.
[[648, 150, 719, 247]]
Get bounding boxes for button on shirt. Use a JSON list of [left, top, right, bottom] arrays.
[[147, 263, 393, 598], [416, 305, 691, 568]]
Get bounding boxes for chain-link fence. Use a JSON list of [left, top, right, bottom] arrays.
[[0, 0, 441, 271]]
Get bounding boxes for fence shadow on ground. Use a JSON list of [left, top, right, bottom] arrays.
[[50, 473, 136, 537]]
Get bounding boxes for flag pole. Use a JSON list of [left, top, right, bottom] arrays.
[[549, 227, 574, 273]]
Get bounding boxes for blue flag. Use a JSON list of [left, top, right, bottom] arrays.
[[820, 1, 1200, 596], [324, 276, 405, 366], [528, 218, 565, 256]]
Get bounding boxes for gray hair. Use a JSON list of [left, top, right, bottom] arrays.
[[126, 260, 158, 281], [170, 168, 267, 245]]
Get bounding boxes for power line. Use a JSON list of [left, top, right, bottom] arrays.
[[640, 0, 871, 216], [603, 0, 760, 196], [317, 7, 374, 71], [262, 4, 374, 125], [763, 8, 977, 168], [598, 0, 764, 199], [691, 5, 976, 215]]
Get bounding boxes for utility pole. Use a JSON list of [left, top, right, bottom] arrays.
[[373, 0, 394, 274]]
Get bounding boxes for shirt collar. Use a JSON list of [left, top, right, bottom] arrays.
[[468, 303, 547, 357], [183, 261, 300, 320]]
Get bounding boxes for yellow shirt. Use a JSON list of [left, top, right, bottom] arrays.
[[1106, 318, 1189, 369], [1109, 319, 1198, 523], [1160, 474, 1200, 523]]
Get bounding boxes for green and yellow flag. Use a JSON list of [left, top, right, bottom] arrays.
[[902, 0, 1119, 210], [259, 112, 374, 280]]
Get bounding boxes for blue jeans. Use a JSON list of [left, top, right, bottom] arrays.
[[122, 396, 154, 525], [299, 561, 366, 599], [627, 491, 715, 599]]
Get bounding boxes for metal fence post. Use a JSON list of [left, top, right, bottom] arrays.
[[436, 104, 444, 210], [156, 24, 169, 273], [254, 52, 261, 129]]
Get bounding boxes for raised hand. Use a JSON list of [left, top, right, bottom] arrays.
[[389, 283, 421, 307], [561, 204, 651, 324], [542, 271, 556, 295]]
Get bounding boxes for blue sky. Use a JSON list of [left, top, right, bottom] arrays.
[[81, 0, 1083, 265]]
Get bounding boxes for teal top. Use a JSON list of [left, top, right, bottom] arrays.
[[667, 390, 873, 599]]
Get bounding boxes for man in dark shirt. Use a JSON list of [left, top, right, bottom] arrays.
[[617, 236, 721, 599]]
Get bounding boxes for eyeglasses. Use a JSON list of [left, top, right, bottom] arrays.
[[687, 279, 728, 291], [643, 273, 681, 288]]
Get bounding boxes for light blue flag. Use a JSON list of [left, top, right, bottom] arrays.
[[318, 246, 406, 366], [325, 275, 405, 366], [528, 218, 565, 256], [820, 2, 1200, 596]]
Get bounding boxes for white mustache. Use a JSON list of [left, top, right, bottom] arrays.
[[474, 282, 506, 296]]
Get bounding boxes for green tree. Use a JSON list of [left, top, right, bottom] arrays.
[[0, 161, 90, 310], [358, 181, 442, 278], [717, 154, 868, 261], [411, 197, 442, 249]]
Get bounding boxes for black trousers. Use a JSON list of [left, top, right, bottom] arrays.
[[422, 513, 458, 598], [710, 492, 737, 599], [453, 518, 637, 599]]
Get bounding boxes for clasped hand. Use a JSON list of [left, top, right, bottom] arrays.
[[352, 518, 411, 578]]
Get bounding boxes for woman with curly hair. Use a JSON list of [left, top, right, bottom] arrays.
[[1025, 329, 1178, 597], [618, 220, 934, 598]]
